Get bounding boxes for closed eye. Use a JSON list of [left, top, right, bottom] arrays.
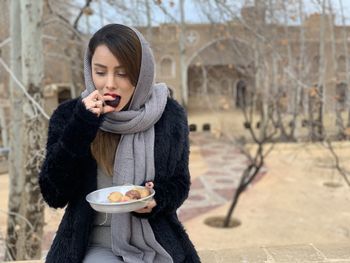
[[115, 72, 127, 78], [95, 72, 106, 76]]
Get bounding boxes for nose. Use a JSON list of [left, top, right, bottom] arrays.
[[105, 73, 116, 91]]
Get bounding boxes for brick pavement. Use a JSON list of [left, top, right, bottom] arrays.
[[178, 132, 266, 222], [198, 243, 350, 263]]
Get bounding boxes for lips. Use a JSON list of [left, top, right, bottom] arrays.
[[104, 93, 121, 108]]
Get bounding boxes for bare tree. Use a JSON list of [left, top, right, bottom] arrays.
[[224, 58, 279, 226], [5, 0, 46, 260], [187, 0, 350, 226]]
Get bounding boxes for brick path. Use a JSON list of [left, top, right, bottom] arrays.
[[199, 243, 350, 263], [178, 132, 266, 222]]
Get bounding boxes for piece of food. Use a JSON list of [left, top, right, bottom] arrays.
[[108, 191, 123, 202], [121, 195, 132, 202], [136, 188, 151, 198], [125, 189, 141, 200], [104, 93, 121, 108], [107, 186, 151, 204]]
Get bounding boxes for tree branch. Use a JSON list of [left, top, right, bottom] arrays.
[[73, 0, 93, 30], [0, 38, 11, 49], [324, 139, 350, 187], [0, 58, 49, 120], [153, 0, 178, 24]]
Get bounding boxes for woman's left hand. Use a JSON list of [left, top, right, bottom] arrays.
[[134, 181, 157, 214], [134, 199, 157, 213]]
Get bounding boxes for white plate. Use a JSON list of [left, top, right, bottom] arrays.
[[86, 185, 155, 214]]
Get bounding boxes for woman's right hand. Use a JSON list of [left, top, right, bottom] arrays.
[[82, 90, 115, 117]]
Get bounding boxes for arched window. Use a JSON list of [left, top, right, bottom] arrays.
[[160, 57, 175, 78], [236, 79, 247, 108]]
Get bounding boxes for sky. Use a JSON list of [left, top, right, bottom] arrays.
[[72, 0, 350, 34]]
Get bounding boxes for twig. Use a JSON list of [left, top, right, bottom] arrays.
[[153, 0, 179, 23], [324, 139, 350, 186], [0, 38, 11, 49], [45, 0, 84, 39], [73, 0, 93, 30], [0, 58, 49, 120], [0, 209, 36, 235], [43, 17, 84, 40]]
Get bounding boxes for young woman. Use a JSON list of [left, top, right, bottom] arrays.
[[39, 24, 200, 263]]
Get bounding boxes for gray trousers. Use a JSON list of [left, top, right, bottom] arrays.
[[83, 246, 124, 263]]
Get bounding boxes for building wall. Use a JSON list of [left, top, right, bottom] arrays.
[[139, 13, 350, 113]]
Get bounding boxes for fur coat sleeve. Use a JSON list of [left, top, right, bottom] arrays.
[[39, 98, 102, 208]]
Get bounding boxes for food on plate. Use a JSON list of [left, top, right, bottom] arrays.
[[107, 187, 151, 203], [125, 189, 141, 200], [108, 191, 123, 202], [121, 195, 132, 202], [136, 188, 151, 198]]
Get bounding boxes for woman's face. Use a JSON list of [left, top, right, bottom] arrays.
[[91, 44, 135, 112]]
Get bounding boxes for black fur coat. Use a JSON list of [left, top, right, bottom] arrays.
[[39, 97, 201, 263]]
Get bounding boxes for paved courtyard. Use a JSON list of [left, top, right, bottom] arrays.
[[178, 132, 266, 222], [185, 138, 350, 255], [2, 132, 350, 262]]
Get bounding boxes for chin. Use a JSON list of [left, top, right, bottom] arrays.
[[114, 103, 125, 112]]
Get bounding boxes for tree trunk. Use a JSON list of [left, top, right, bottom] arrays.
[[308, 89, 316, 141], [6, 0, 24, 260], [317, 0, 326, 140], [338, 0, 350, 128], [297, 0, 306, 123], [5, 0, 45, 260], [317, 84, 324, 139]]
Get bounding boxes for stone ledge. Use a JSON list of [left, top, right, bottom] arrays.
[[198, 243, 350, 263], [7, 243, 350, 263]]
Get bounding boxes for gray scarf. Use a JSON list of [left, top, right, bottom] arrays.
[[82, 26, 173, 263]]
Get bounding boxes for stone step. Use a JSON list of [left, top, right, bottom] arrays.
[[7, 243, 350, 263], [198, 243, 350, 263]]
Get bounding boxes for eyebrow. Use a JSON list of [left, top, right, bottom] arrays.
[[93, 63, 125, 69]]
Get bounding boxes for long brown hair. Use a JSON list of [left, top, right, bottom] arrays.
[[91, 131, 120, 176], [89, 24, 142, 175]]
